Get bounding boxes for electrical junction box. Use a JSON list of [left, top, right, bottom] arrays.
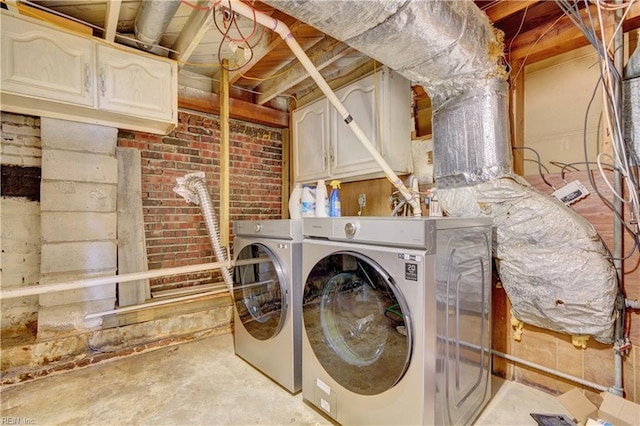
[[552, 180, 589, 205]]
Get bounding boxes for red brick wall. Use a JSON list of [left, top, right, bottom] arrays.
[[117, 110, 283, 291]]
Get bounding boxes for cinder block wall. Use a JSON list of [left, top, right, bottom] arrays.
[[1, 112, 41, 341], [118, 110, 283, 292]]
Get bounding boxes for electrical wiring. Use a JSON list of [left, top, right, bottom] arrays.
[[598, 152, 634, 203], [512, 146, 555, 188], [507, 4, 530, 64], [559, 160, 617, 182], [511, 13, 565, 82], [550, 161, 580, 172], [582, 73, 640, 259], [556, 0, 640, 251]]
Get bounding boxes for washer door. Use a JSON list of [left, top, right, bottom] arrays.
[[233, 243, 287, 340], [303, 251, 412, 396]]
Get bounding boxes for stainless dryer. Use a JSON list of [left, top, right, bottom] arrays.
[[232, 219, 302, 393], [301, 217, 492, 425]]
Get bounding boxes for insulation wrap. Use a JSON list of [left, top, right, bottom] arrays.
[[262, 0, 504, 98], [432, 78, 512, 188], [438, 176, 617, 343]]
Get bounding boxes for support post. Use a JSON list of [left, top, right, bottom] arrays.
[[220, 59, 230, 246]]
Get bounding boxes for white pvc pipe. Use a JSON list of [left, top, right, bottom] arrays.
[[228, 0, 422, 216], [0, 260, 232, 299]]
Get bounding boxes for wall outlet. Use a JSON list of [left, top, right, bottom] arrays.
[[358, 193, 366, 208]]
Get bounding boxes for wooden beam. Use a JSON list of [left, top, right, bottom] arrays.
[[482, 0, 539, 23], [509, 58, 525, 176], [229, 21, 305, 84], [104, 0, 122, 43], [509, 2, 640, 65], [170, 0, 214, 65], [255, 39, 353, 105], [178, 86, 289, 128], [281, 129, 290, 218], [220, 60, 230, 247]]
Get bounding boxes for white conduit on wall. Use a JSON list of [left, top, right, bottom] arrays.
[[226, 0, 421, 216], [0, 260, 231, 300]]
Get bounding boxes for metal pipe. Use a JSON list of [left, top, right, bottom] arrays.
[[612, 0, 626, 398], [85, 287, 229, 319], [0, 260, 231, 300], [173, 173, 234, 292], [134, 0, 181, 50], [226, 0, 421, 216], [491, 349, 610, 393]]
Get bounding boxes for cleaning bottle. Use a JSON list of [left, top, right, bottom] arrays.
[[288, 183, 303, 219], [315, 179, 329, 217], [301, 185, 316, 217], [329, 180, 342, 217]]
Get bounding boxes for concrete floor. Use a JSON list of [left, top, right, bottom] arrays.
[[1, 333, 572, 425]]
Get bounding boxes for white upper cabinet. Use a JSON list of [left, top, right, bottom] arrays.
[[1, 14, 94, 107], [292, 67, 413, 183], [97, 45, 175, 122], [292, 98, 331, 183], [0, 11, 177, 135]]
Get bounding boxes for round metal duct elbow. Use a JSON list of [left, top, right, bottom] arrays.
[[134, 0, 181, 50]]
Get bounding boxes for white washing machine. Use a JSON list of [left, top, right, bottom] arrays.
[[301, 216, 493, 425], [232, 219, 302, 393]]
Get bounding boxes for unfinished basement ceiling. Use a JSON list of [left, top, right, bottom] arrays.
[[15, 0, 639, 111]]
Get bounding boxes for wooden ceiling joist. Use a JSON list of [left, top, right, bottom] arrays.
[[103, 0, 122, 43], [255, 38, 353, 105], [178, 86, 289, 128], [482, 0, 539, 23], [509, 2, 640, 66], [170, 0, 215, 65]]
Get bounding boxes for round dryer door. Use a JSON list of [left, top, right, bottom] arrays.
[[303, 251, 412, 395], [233, 243, 287, 340]]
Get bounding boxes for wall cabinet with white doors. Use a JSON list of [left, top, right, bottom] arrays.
[[292, 66, 413, 183], [0, 11, 177, 135]]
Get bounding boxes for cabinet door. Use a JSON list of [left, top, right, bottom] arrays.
[[331, 73, 380, 177], [97, 44, 176, 122], [1, 14, 93, 107], [292, 98, 330, 183]]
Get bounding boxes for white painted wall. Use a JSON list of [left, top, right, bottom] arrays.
[[524, 45, 604, 176]]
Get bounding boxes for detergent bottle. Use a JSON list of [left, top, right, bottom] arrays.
[[329, 180, 342, 217], [315, 179, 329, 217], [288, 183, 303, 219], [301, 185, 316, 217]]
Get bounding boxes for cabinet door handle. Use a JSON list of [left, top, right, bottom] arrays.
[[99, 70, 106, 96], [84, 64, 91, 92], [323, 154, 328, 168], [330, 148, 335, 165]]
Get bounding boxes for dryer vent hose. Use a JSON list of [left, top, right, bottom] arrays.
[[174, 172, 234, 292]]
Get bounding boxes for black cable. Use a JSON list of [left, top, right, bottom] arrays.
[[550, 161, 580, 172], [512, 146, 554, 188], [559, 161, 617, 182]]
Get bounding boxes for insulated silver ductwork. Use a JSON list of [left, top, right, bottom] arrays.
[[174, 172, 234, 292], [266, 0, 617, 343], [134, 0, 181, 50], [624, 44, 640, 161]]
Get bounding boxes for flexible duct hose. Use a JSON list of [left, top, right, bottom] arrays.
[[174, 172, 234, 292]]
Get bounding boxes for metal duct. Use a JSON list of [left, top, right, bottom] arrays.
[[134, 0, 181, 50], [266, 0, 617, 343], [624, 45, 640, 163]]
